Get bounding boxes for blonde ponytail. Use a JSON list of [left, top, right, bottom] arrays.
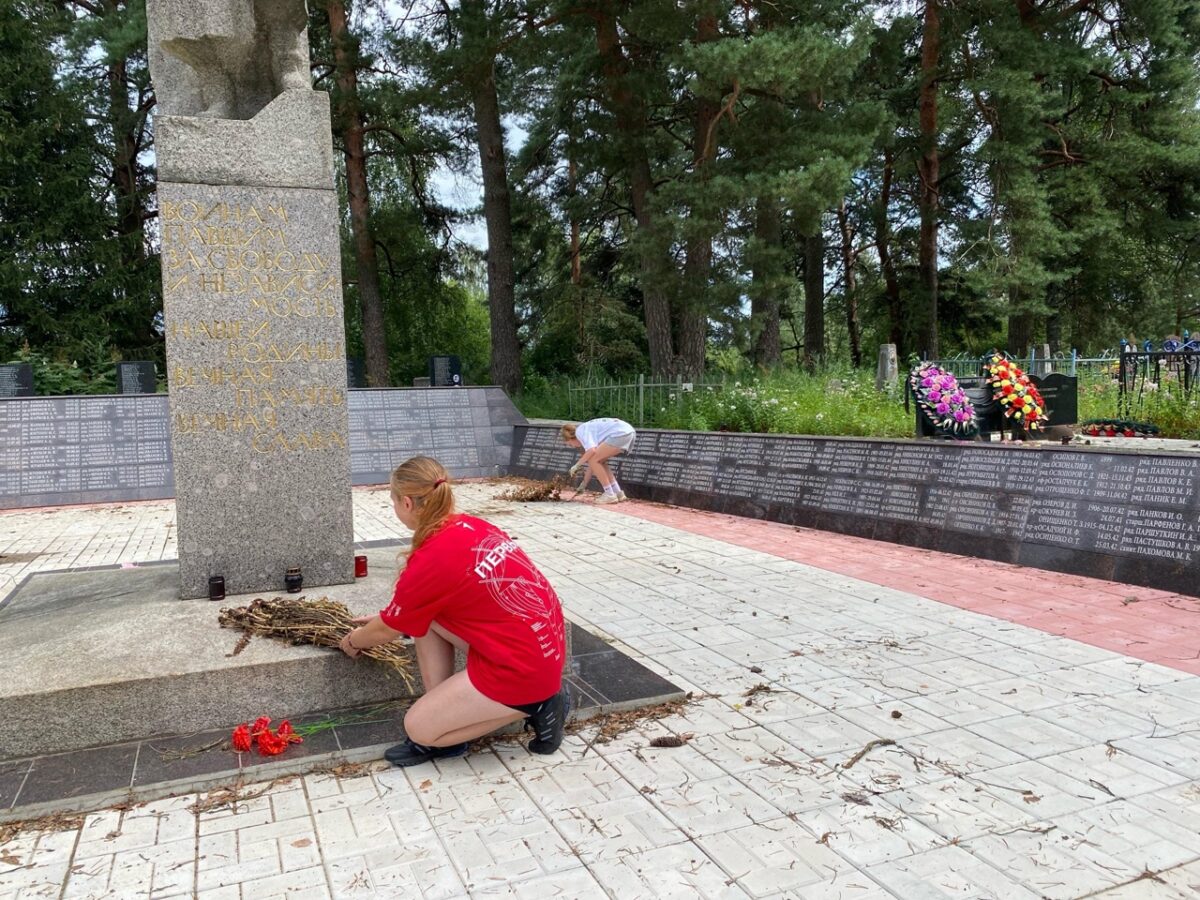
[[560, 423, 578, 442], [390, 456, 456, 557]]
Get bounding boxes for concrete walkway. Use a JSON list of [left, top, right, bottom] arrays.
[[2, 484, 1199, 899]]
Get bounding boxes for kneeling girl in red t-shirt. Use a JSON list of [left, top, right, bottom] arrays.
[[339, 456, 569, 767]]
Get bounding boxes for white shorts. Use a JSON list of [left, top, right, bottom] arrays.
[[602, 432, 636, 453]]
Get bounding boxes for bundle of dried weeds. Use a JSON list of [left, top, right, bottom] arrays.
[[496, 477, 568, 502], [218, 597, 417, 690]]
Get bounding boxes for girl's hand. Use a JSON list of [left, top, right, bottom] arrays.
[[350, 615, 373, 625], [340, 629, 363, 658]]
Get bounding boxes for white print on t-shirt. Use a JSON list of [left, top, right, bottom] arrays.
[[472, 534, 564, 660]]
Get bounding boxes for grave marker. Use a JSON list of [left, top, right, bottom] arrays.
[[0, 363, 33, 398], [117, 362, 158, 395]]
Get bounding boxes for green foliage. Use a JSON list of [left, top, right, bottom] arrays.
[[7, 341, 119, 395], [1079, 372, 1200, 440], [11, 0, 1200, 399], [670, 369, 909, 436]]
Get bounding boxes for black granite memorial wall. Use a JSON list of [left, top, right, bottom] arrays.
[[511, 424, 1200, 597], [0, 387, 524, 509]]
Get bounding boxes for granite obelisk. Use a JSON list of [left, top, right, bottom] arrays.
[[149, 0, 355, 598]]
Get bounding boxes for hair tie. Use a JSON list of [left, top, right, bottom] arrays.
[[433, 478, 447, 488]]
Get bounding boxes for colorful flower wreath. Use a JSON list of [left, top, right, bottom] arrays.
[[985, 355, 1047, 430], [910, 364, 977, 435]]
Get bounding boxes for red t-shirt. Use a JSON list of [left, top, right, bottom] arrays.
[[380, 514, 566, 707]]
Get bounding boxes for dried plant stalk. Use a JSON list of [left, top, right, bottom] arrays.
[[218, 597, 417, 690], [496, 477, 568, 502]]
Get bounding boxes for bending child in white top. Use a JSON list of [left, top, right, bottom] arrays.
[[561, 418, 636, 504]]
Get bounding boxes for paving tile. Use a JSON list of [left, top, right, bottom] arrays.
[[1039, 743, 1188, 798], [696, 816, 858, 897], [964, 713, 1094, 760], [331, 705, 409, 752], [0, 760, 30, 811], [573, 648, 684, 704], [794, 794, 949, 868], [961, 827, 1136, 900], [132, 729, 239, 787], [865, 844, 1042, 900], [648, 773, 782, 837], [17, 743, 137, 807], [875, 776, 1039, 842], [466, 865, 610, 898], [11, 482, 1200, 900], [585, 841, 748, 898]]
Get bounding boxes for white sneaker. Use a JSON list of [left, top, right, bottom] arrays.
[[595, 492, 622, 504], [618, 491, 628, 501]]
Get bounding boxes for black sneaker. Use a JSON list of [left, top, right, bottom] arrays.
[[526, 685, 571, 755], [384, 738, 469, 767]]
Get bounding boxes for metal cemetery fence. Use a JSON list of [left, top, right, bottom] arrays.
[[566, 374, 727, 427], [923, 349, 1120, 378]]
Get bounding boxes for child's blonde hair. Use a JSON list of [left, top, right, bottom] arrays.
[[560, 423, 577, 442], [390, 456, 455, 557]]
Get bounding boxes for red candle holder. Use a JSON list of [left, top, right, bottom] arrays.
[[354, 555, 368, 578]]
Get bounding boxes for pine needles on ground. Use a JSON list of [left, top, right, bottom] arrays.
[[218, 597, 417, 690]]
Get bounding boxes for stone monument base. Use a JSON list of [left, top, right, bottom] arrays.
[[0, 548, 418, 761]]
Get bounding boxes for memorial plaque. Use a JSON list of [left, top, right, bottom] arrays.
[[822, 442, 872, 476], [429, 355, 462, 387], [1090, 454, 1140, 502], [1037, 453, 1096, 499], [117, 362, 158, 395], [1023, 497, 1086, 548], [1129, 457, 1200, 509], [888, 445, 956, 483], [879, 483, 923, 522], [0, 363, 33, 397], [851, 479, 886, 517], [819, 476, 860, 513]]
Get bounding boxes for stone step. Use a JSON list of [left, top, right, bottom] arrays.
[[0, 548, 418, 761]]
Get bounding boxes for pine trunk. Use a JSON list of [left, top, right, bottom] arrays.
[[328, 0, 389, 386], [595, 10, 674, 376], [750, 195, 782, 369], [568, 158, 582, 286], [803, 230, 825, 371], [107, 52, 144, 268], [917, 0, 941, 360], [677, 10, 720, 378], [876, 149, 905, 353], [1007, 302, 1035, 357], [837, 201, 862, 368], [470, 58, 522, 395]]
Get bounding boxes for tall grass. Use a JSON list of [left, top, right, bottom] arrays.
[[517, 366, 1200, 439]]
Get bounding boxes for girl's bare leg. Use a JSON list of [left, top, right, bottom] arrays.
[[406, 623, 525, 746]]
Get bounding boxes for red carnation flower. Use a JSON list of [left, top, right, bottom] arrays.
[[277, 720, 303, 745], [257, 731, 288, 756], [231, 724, 252, 752]]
